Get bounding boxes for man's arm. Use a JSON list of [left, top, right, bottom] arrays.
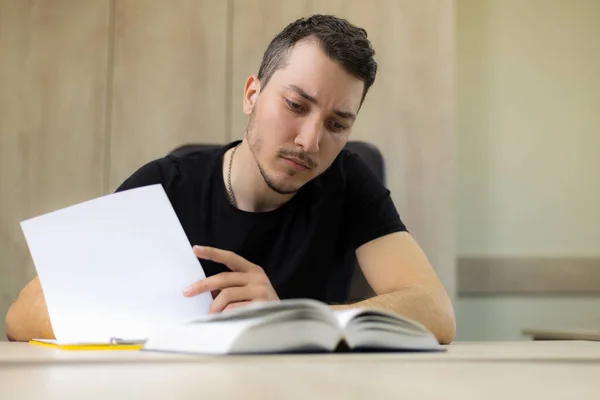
[[331, 231, 456, 344], [5, 276, 55, 341]]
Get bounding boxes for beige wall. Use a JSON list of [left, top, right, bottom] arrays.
[[457, 0, 600, 257], [0, 0, 455, 339], [456, 0, 600, 340]]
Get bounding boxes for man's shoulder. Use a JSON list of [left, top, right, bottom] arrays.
[[320, 145, 394, 212], [115, 143, 227, 193], [323, 146, 385, 187], [165, 144, 224, 174]]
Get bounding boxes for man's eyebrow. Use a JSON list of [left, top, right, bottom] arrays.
[[286, 84, 317, 104], [285, 84, 356, 121], [334, 110, 356, 121]]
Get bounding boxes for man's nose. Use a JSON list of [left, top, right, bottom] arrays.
[[293, 120, 322, 153]]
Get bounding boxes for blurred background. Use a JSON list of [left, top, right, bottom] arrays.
[[1, 0, 598, 341]]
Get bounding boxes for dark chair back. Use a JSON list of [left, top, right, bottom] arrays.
[[168, 141, 385, 303]]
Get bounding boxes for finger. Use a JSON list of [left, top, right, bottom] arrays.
[[193, 246, 256, 273], [223, 301, 251, 312], [210, 287, 258, 313], [183, 272, 247, 297]]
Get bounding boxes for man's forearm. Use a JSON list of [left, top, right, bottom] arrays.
[[5, 277, 55, 341], [330, 285, 456, 344]]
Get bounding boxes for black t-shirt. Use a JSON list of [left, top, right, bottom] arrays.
[[115, 141, 406, 303]]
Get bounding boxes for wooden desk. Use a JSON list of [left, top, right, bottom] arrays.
[[1, 341, 600, 399]]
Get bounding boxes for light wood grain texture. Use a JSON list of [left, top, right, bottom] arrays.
[[1, 342, 600, 399], [1, 363, 598, 400], [0, 0, 110, 339], [230, 0, 456, 298], [4, 341, 600, 365], [109, 0, 229, 190]]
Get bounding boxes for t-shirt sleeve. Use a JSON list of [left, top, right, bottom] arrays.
[[342, 152, 407, 250]]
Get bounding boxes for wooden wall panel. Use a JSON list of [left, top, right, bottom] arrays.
[[0, 1, 455, 341], [230, 0, 456, 298], [0, 0, 111, 338], [109, 0, 229, 190]]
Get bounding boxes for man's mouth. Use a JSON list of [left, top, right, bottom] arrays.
[[281, 157, 311, 170]]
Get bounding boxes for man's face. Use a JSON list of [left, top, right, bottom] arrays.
[[243, 39, 365, 195]]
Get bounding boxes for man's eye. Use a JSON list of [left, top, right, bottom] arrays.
[[285, 99, 304, 112], [329, 120, 347, 132]]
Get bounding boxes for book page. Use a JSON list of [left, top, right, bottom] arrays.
[[144, 319, 260, 355], [20, 184, 212, 343], [333, 308, 367, 329]]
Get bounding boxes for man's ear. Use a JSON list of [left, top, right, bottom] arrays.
[[243, 75, 261, 116]]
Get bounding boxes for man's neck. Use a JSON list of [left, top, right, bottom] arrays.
[[224, 140, 295, 213]]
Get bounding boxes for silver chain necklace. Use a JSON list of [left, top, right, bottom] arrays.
[[227, 144, 240, 207]]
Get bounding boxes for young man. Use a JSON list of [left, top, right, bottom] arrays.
[[6, 15, 455, 343]]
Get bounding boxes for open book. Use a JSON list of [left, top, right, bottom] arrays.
[[142, 299, 443, 355]]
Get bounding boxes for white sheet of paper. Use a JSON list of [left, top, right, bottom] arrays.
[[20, 184, 212, 343]]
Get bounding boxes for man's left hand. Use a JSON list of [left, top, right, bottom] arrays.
[[183, 245, 280, 313]]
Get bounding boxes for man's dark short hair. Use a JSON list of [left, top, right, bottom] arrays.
[[257, 14, 377, 105]]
